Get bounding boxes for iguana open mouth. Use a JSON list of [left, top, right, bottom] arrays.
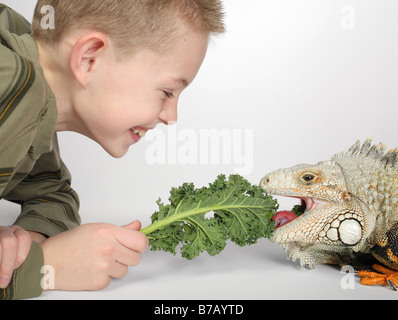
[[272, 198, 304, 229], [272, 197, 330, 229]]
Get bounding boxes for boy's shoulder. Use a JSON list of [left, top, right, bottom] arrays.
[[0, 4, 31, 37], [0, 4, 57, 153]]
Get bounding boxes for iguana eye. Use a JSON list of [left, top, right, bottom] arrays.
[[303, 174, 315, 182], [299, 172, 318, 184]]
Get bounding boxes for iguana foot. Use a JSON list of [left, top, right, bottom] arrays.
[[358, 264, 398, 291]]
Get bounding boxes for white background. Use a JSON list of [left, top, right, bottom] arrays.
[[1, 0, 398, 300]]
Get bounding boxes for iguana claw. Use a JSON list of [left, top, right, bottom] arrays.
[[358, 264, 398, 291]]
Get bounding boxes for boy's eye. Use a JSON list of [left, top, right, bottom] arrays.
[[163, 91, 174, 99]]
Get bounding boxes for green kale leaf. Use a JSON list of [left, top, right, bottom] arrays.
[[141, 174, 278, 260], [291, 204, 306, 217]]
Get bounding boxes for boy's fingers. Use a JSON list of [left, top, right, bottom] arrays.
[[0, 226, 32, 288], [116, 226, 149, 254], [111, 262, 129, 279], [0, 228, 17, 288], [114, 244, 142, 268], [123, 220, 142, 231], [12, 227, 32, 268]]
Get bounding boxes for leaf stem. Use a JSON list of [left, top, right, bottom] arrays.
[[141, 203, 266, 236]]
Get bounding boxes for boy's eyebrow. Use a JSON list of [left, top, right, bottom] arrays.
[[171, 77, 189, 88]]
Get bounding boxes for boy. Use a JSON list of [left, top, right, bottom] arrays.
[[0, 0, 225, 299]]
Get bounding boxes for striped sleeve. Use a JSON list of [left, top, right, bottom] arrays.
[[0, 44, 39, 169], [0, 55, 35, 126], [5, 135, 82, 237], [0, 8, 81, 236]]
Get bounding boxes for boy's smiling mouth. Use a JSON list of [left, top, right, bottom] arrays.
[[130, 127, 149, 138]]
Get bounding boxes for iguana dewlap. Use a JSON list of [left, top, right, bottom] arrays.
[[260, 139, 398, 289]]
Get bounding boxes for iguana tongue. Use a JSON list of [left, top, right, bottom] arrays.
[[272, 211, 298, 229]]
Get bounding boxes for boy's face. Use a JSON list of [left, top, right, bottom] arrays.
[[77, 26, 209, 158]]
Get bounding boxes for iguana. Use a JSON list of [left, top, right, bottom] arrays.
[[259, 138, 398, 290]]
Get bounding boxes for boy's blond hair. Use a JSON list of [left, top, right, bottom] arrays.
[[32, 0, 225, 56]]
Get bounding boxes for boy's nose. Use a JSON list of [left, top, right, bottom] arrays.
[[159, 101, 178, 125]]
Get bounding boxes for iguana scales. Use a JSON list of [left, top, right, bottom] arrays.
[[259, 138, 398, 289]]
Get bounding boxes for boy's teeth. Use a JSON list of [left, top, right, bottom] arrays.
[[131, 128, 147, 137]]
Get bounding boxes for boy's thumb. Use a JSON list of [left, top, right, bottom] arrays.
[[123, 220, 142, 231]]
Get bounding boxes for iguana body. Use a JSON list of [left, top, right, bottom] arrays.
[[260, 139, 398, 289]]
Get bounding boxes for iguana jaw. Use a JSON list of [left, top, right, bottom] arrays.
[[267, 192, 341, 244], [268, 193, 333, 230]]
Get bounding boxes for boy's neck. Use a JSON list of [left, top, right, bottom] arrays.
[[36, 41, 85, 134]]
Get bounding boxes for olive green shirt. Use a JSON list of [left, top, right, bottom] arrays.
[[0, 4, 81, 300]]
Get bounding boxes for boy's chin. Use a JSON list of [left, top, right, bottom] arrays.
[[100, 143, 129, 159]]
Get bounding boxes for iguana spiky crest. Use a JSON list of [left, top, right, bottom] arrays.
[[260, 138, 398, 269]]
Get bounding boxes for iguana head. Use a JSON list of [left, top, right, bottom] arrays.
[[260, 139, 398, 266]]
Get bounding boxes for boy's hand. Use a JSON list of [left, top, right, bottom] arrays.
[[40, 221, 148, 291], [0, 226, 32, 288]]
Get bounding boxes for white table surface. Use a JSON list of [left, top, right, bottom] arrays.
[[34, 228, 398, 301], [34, 241, 398, 301], [2, 199, 397, 301]]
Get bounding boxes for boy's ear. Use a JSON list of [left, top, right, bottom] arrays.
[[70, 32, 108, 88]]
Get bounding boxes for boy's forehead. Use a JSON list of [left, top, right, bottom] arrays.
[[139, 32, 207, 82]]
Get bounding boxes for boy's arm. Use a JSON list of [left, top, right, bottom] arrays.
[[1, 136, 81, 300], [4, 135, 81, 238]]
